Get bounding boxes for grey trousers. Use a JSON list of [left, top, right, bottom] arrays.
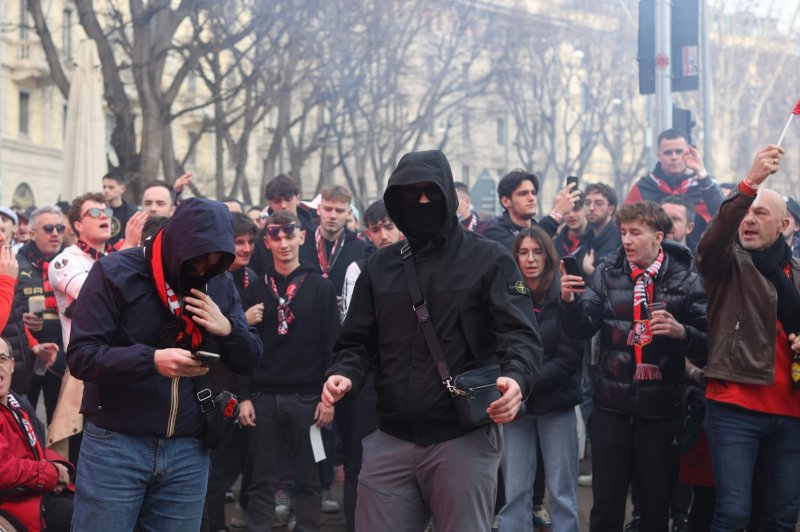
[[356, 425, 503, 532]]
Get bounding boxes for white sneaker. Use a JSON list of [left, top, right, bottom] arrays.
[[320, 489, 340, 513], [578, 474, 593, 487], [230, 503, 247, 528]]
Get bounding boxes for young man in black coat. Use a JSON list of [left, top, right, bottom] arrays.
[[560, 201, 707, 532], [238, 210, 339, 531]]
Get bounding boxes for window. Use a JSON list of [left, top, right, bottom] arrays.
[[461, 111, 470, 140], [19, 92, 30, 135], [62, 9, 72, 58], [19, 0, 29, 39], [496, 118, 505, 146]]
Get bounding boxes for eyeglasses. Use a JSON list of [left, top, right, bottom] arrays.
[[584, 200, 608, 208], [0, 354, 12, 365], [517, 249, 545, 258], [82, 207, 113, 219], [36, 224, 66, 234], [661, 149, 685, 157], [400, 184, 444, 202], [266, 223, 297, 239]]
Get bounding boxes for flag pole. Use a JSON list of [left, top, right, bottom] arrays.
[[776, 114, 794, 147], [777, 98, 800, 146]]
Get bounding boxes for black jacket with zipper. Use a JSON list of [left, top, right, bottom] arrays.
[[240, 263, 339, 397], [68, 198, 262, 438], [326, 150, 542, 445], [560, 240, 707, 419], [482, 210, 559, 251]]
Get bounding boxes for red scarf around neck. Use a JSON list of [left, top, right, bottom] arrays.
[[148, 230, 203, 350]]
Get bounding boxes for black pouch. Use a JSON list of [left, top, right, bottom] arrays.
[[452, 365, 501, 429], [193, 378, 241, 450]]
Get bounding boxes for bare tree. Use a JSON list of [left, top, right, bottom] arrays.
[[27, 0, 258, 200], [316, 0, 496, 207]]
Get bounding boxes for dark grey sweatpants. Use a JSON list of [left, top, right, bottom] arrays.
[[356, 425, 503, 532]]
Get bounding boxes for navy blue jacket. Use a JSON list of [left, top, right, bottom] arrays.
[[68, 198, 262, 438]]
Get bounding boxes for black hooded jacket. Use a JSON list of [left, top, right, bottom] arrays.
[[560, 240, 707, 419], [68, 198, 262, 438], [326, 150, 542, 445]]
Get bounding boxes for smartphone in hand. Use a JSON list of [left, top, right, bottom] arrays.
[[562, 255, 582, 277], [192, 351, 220, 365]]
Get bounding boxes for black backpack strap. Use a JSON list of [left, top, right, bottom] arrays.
[[399, 243, 457, 396]]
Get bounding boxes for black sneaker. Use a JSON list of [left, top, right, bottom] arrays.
[[625, 515, 641, 532]]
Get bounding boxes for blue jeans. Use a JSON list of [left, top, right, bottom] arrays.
[[705, 401, 800, 532], [498, 409, 580, 532], [72, 421, 209, 532]]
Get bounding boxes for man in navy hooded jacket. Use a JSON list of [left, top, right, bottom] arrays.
[[322, 150, 541, 531], [67, 198, 262, 532]]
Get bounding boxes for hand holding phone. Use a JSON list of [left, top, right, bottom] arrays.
[[566, 175, 579, 189], [560, 256, 586, 303], [192, 351, 220, 365]]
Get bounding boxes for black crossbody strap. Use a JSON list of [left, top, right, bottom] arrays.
[[191, 373, 217, 414], [400, 243, 456, 395]]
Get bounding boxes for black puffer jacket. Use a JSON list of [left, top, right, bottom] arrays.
[[560, 240, 707, 419], [526, 276, 583, 415]]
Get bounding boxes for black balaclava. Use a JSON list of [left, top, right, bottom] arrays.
[[398, 189, 446, 244]]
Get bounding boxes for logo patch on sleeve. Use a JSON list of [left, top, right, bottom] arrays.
[[53, 258, 68, 270], [508, 281, 529, 296]]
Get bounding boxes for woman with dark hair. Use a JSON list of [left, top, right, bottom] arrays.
[[498, 226, 582, 532]]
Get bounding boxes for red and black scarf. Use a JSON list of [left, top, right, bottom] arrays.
[[266, 273, 308, 335], [5, 394, 44, 460], [146, 230, 203, 350], [77, 239, 114, 261], [628, 247, 664, 382], [315, 227, 345, 279], [25, 245, 57, 313]]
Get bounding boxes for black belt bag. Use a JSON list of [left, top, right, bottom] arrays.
[[400, 244, 500, 429]]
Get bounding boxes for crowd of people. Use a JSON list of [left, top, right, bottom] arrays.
[[0, 127, 798, 532]]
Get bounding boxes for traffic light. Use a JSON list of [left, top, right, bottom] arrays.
[[672, 105, 696, 145], [638, 0, 700, 95]]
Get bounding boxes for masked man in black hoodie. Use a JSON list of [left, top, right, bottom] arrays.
[[67, 198, 262, 532], [322, 150, 542, 532]]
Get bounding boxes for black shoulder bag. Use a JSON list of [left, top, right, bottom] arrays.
[[400, 243, 500, 429], [191, 373, 240, 450]]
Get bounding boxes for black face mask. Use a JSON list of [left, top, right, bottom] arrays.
[[399, 198, 446, 242]]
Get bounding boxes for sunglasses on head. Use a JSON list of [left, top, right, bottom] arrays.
[[82, 207, 113, 219], [266, 223, 297, 239], [400, 184, 444, 202], [38, 224, 66, 234]]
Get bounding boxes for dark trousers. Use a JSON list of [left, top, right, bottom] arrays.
[[342, 391, 379, 532], [589, 408, 680, 532], [28, 370, 61, 424], [42, 492, 74, 532], [246, 393, 321, 532], [202, 425, 247, 531]]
